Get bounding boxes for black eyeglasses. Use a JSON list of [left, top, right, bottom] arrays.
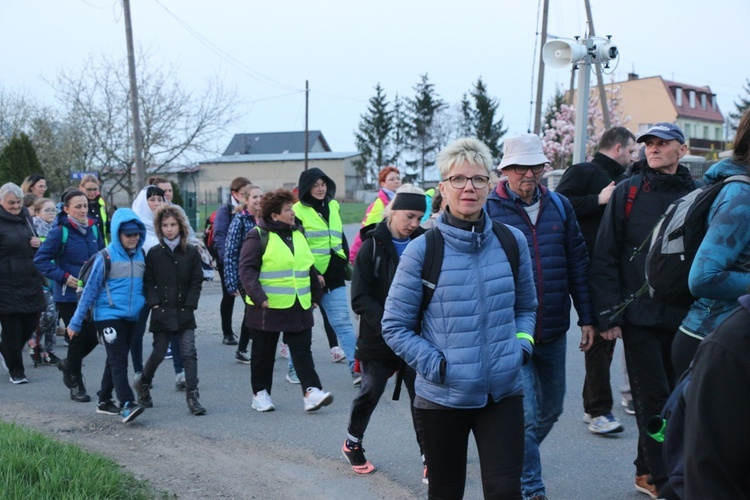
[[510, 165, 545, 175], [442, 175, 490, 189]]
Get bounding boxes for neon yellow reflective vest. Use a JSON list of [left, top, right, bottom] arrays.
[[293, 200, 345, 274], [97, 197, 109, 245], [245, 228, 315, 310]]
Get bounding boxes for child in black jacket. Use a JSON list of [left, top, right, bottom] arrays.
[[135, 205, 206, 415]]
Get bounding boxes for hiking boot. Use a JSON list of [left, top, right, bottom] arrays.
[[330, 346, 346, 363], [588, 413, 624, 434], [175, 370, 186, 391], [235, 350, 251, 364], [186, 389, 207, 416], [121, 401, 144, 424], [222, 335, 238, 346], [252, 389, 274, 412], [635, 474, 658, 499], [70, 375, 91, 403], [304, 387, 333, 412], [341, 440, 376, 474], [96, 399, 121, 416], [58, 358, 74, 389], [135, 376, 153, 408], [286, 365, 300, 384]]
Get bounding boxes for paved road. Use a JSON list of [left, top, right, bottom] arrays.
[[0, 223, 649, 499]]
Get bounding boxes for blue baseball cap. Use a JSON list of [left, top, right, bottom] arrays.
[[636, 123, 685, 145]]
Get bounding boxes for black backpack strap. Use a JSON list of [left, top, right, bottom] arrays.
[[420, 227, 443, 313], [491, 221, 519, 281]]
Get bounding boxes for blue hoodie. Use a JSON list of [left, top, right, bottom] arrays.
[[681, 159, 750, 338], [69, 209, 146, 333]]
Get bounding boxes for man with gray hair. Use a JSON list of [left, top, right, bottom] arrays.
[[555, 126, 637, 436], [486, 133, 595, 500]]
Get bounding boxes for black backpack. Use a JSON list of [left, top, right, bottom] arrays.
[[645, 175, 750, 308]]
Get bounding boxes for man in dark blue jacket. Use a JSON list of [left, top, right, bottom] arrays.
[[486, 133, 595, 500]]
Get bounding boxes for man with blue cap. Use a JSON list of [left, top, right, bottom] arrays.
[[589, 123, 695, 498]]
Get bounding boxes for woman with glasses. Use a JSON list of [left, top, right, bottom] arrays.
[[78, 174, 109, 245], [382, 138, 537, 498], [0, 183, 45, 384], [35, 189, 105, 399]]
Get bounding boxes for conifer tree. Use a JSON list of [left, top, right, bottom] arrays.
[[353, 83, 397, 188], [0, 133, 42, 186], [730, 79, 750, 130], [405, 74, 445, 183]]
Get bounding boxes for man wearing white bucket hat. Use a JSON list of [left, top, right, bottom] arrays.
[[486, 133, 595, 500]]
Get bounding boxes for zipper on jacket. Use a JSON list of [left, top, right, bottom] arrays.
[[515, 201, 545, 341]]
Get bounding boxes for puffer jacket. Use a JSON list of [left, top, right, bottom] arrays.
[[381, 212, 537, 409], [0, 206, 44, 314], [486, 182, 594, 342], [351, 220, 425, 363], [34, 216, 104, 303], [68, 209, 147, 333], [681, 159, 750, 338], [590, 162, 697, 332], [145, 240, 203, 333]]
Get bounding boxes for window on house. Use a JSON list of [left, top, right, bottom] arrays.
[[704, 126, 709, 138], [685, 123, 692, 138], [675, 88, 683, 106], [689, 91, 696, 108], [638, 123, 652, 135], [715, 127, 721, 140], [701, 94, 707, 109]]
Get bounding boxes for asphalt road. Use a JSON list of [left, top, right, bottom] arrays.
[[0, 223, 649, 499]]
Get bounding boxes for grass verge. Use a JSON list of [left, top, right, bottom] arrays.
[[0, 421, 156, 499]]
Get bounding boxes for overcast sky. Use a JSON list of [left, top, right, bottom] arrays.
[[2, 0, 748, 159]]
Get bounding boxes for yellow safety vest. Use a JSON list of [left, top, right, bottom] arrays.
[[293, 200, 345, 274], [98, 197, 109, 245], [245, 228, 314, 309]]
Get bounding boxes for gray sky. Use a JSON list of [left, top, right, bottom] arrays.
[[2, 0, 748, 158]]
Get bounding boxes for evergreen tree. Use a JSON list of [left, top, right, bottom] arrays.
[[0, 132, 42, 186], [543, 88, 566, 131], [405, 74, 446, 183], [730, 79, 750, 130], [468, 77, 506, 161], [353, 83, 397, 188], [458, 94, 474, 137]]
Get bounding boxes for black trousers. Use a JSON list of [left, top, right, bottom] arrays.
[[57, 302, 99, 376], [582, 334, 616, 417], [671, 329, 702, 381], [622, 324, 675, 489], [250, 328, 321, 395], [217, 260, 236, 338], [417, 395, 524, 500], [0, 313, 38, 378], [96, 319, 136, 405], [142, 329, 199, 392]]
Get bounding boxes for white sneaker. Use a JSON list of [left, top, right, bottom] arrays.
[[588, 413, 624, 434], [175, 370, 186, 391], [286, 366, 300, 384], [252, 389, 275, 412], [303, 387, 333, 412], [277, 341, 290, 359], [330, 346, 346, 363], [583, 412, 592, 424]]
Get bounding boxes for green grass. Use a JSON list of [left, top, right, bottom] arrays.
[[339, 202, 367, 224], [0, 421, 155, 499]]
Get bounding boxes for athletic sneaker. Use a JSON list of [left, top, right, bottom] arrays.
[[96, 399, 121, 416], [635, 474, 658, 499], [303, 387, 333, 412], [285, 365, 300, 384], [165, 345, 173, 360], [622, 398, 636, 415], [235, 350, 251, 364], [352, 372, 362, 386], [42, 353, 61, 366], [423, 465, 429, 485], [588, 413, 624, 434], [175, 371, 186, 391], [252, 389, 275, 412], [330, 346, 346, 363], [121, 401, 144, 424], [278, 341, 290, 359], [10, 375, 29, 384], [583, 412, 592, 424], [342, 440, 376, 474]]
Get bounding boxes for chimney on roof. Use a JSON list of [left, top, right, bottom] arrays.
[[628, 72, 639, 81]]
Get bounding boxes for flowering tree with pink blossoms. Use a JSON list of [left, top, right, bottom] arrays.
[[542, 84, 629, 169]]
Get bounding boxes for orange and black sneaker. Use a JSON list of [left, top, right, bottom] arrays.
[[342, 440, 376, 475]]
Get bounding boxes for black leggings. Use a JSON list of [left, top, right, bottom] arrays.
[[671, 329, 702, 381]]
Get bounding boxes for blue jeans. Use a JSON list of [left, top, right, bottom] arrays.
[[319, 285, 356, 373], [521, 334, 567, 498]]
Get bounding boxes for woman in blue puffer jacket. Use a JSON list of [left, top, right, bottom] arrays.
[[672, 109, 750, 378], [381, 137, 537, 499]]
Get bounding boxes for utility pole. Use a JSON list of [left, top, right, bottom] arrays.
[[533, 0, 549, 135], [584, 0, 612, 129], [122, 0, 146, 192], [304, 80, 309, 171]]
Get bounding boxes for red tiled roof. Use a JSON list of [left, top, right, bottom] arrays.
[[662, 79, 724, 123]]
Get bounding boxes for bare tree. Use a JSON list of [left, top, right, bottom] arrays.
[[0, 86, 36, 149], [51, 51, 236, 202]]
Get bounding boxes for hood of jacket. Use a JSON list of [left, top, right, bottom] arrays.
[[0, 205, 31, 225], [298, 167, 335, 206], [703, 158, 750, 184], [109, 208, 146, 258]]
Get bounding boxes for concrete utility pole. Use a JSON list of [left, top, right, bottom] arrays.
[[533, 0, 549, 135], [304, 80, 309, 171], [584, 0, 612, 129], [122, 0, 146, 191]]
